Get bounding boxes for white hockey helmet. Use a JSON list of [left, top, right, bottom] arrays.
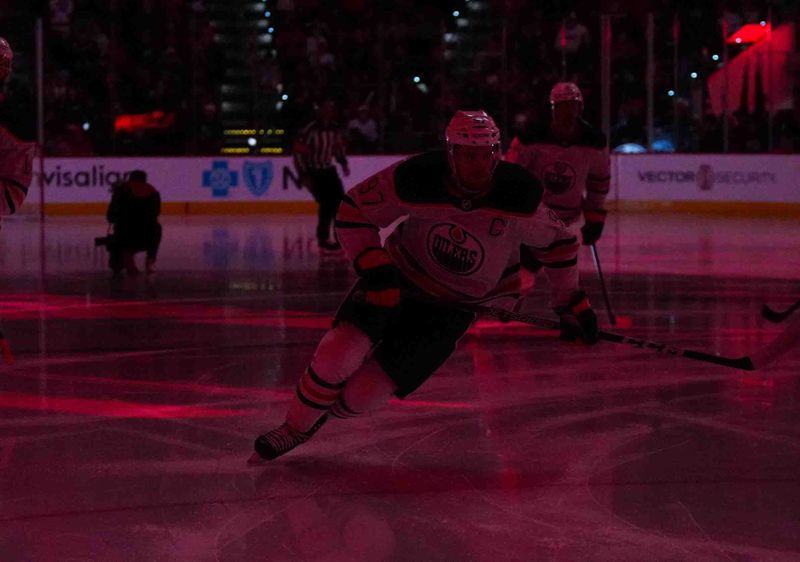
[[445, 110, 501, 149], [0, 37, 12, 82], [445, 110, 501, 195], [549, 82, 583, 105]]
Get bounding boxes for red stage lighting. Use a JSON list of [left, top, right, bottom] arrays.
[[726, 22, 770, 45]]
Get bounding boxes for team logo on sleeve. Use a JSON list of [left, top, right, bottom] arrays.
[[541, 161, 576, 194], [489, 218, 506, 236], [357, 176, 384, 205], [427, 223, 485, 275]]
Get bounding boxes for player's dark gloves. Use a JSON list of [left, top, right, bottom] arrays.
[[354, 248, 403, 308], [553, 290, 599, 345], [581, 209, 607, 246]]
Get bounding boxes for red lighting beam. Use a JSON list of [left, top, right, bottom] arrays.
[[727, 22, 770, 45]]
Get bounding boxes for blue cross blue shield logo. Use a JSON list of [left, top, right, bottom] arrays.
[[243, 161, 274, 197], [202, 161, 238, 198]]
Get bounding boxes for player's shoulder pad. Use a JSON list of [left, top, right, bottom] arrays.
[[393, 150, 449, 204], [486, 161, 543, 215], [578, 121, 607, 149]]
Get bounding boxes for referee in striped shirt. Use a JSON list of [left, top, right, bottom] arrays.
[[293, 100, 350, 251]]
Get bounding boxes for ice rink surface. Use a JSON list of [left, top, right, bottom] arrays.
[[1, 213, 799, 561]]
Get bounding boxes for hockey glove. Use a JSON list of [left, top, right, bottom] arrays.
[[581, 209, 607, 246], [354, 248, 403, 309], [553, 290, 599, 345]]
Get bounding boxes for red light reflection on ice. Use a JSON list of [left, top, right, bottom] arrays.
[[389, 398, 475, 410], [3, 373, 474, 412], [0, 294, 334, 330], [0, 391, 258, 419], [6, 370, 294, 400]]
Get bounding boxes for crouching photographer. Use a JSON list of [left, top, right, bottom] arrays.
[[102, 170, 162, 277]]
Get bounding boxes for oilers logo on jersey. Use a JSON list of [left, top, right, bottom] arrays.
[[427, 223, 485, 276], [541, 161, 576, 194], [357, 176, 384, 204]]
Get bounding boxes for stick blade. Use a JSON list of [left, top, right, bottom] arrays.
[[761, 304, 785, 323], [682, 349, 756, 370], [732, 356, 756, 371]]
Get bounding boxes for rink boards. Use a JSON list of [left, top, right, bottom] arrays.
[[22, 153, 800, 217]]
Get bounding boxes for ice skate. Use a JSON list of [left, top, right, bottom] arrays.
[[248, 415, 328, 463]]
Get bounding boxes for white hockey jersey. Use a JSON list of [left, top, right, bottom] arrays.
[[335, 151, 581, 309], [0, 124, 34, 216], [505, 121, 610, 225]]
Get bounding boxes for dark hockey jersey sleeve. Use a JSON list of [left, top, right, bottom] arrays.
[[0, 126, 34, 216], [334, 161, 409, 262]]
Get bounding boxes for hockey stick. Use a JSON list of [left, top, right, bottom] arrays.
[[590, 243, 616, 326], [467, 303, 755, 371], [761, 298, 800, 323]]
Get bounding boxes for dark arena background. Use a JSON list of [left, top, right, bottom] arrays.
[[1, 1, 800, 560]]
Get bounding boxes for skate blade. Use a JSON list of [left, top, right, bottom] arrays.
[[247, 452, 267, 464]]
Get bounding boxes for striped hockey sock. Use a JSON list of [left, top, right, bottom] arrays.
[[286, 365, 345, 432], [328, 361, 397, 420], [330, 395, 362, 420]]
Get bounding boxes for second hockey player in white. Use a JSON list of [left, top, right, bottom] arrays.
[[506, 82, 612, 339], [505, 82, 610, 244]]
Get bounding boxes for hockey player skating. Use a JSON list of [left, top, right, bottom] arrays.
[[0, 37, 36, 365], [506, 82, 612, 336], [250, 110, 599, 462]]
